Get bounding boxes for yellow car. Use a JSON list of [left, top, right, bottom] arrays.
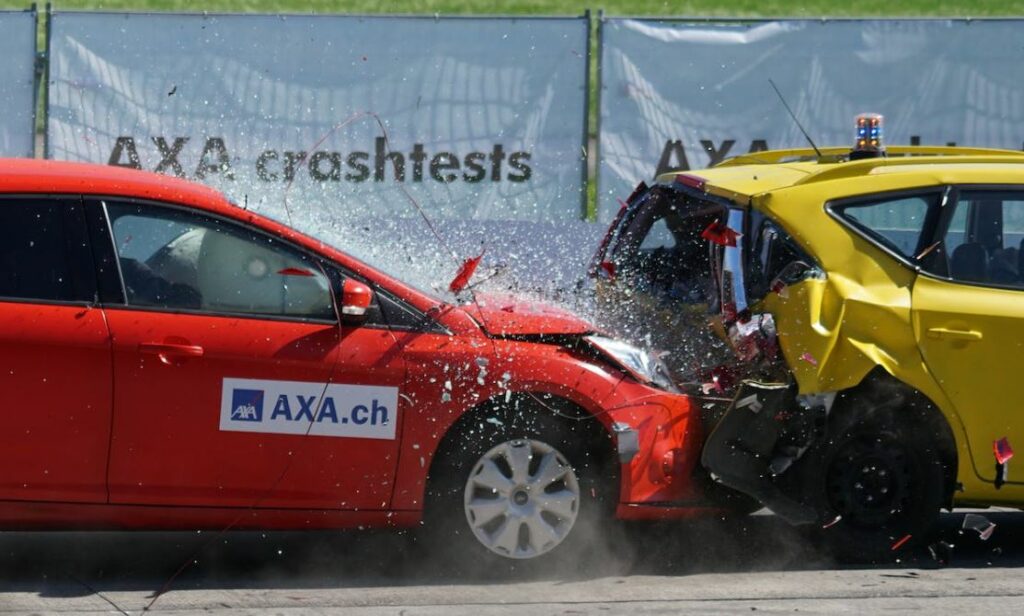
[[592, 120, 1024, 561]]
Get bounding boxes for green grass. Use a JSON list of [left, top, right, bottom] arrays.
[[6, 1, 1024, 16]]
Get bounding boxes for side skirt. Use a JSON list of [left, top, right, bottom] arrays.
[[0, 500, 419, 531]]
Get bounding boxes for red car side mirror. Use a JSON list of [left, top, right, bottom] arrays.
[[340, 279, 373, 323]]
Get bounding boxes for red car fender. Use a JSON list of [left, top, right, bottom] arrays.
[[390, 344, 700, 514]]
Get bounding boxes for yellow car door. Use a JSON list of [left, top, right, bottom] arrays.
[[912, 188, 1024, 489]]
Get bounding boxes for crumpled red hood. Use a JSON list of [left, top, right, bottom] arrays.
[[463, 294, 595, 336]]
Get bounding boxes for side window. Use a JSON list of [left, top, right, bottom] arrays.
[[929, 190, 1024, 288], [833, 193, 940, 260], [105, 202, 334, 319], [0, 200, 86, 303]]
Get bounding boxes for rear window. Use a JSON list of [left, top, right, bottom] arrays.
[[608, 186, 723, 304], [832, 192, 942, 260], [0, 201, 80, 302]]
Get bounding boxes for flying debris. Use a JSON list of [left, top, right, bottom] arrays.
[[449, 253, 484, 293], [962, 513, 996, 541]]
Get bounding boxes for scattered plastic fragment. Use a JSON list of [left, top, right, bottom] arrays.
[[822, 514, 842, 529], [770, 279, 789, 298], [715, 365, 739, 391], [449, 252, 484, 293], [701, 221, 741, 247], [988, 546, 1003, 566], [927, 540, 954, 566], [735, 393, 763, 414], [994, 437, 1014, 464], [890, 534, 912, 551], [701, 364, 739, 394], [727, 313, 778, 362], [599, 260, 616, 281], [962, 513, 996, 540], [799, 352, 819, 367]]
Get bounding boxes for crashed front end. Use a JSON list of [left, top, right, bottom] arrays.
[[463, 298, 715, 520]]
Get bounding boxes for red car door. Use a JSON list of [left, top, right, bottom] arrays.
[[91, 198, 406, 510], [0, 197, 112, 503]]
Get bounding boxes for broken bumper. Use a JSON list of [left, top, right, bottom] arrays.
[[701, 380, 830, 525]]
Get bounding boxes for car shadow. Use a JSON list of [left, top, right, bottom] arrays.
[[0, 510, 1020, 598]]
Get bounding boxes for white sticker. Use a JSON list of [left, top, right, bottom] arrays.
[[220, 377, 399, 440]]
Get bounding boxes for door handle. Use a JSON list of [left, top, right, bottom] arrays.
[[926, 327, 983, 341], [139, 342, 205, 365]]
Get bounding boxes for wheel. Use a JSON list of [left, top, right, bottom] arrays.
[[463, 438, 581, 559], [422, 402, 616, 568], [797, 413, 946, 563]]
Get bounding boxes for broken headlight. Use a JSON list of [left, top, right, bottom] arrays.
[[585, 335, 679, 393]]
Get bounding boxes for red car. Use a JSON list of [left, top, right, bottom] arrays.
[[0, 159, 706, 562]]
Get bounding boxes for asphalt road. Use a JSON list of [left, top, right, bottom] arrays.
[[2, 510, 1023, 614]]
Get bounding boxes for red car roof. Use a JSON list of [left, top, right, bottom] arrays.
[[0, 158, 228, 208]]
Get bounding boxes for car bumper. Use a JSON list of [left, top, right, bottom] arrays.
[[601, 384, 704, 515]]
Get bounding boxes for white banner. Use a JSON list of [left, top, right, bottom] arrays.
[[599, 19, 1024, 221], [48, 12, 595, 295], [0, 10, 37, 158]]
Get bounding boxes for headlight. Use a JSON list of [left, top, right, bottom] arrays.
[[585, 335, 679, 393]]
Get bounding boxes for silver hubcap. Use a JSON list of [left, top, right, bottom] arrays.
[[463, 439, 580, 559]]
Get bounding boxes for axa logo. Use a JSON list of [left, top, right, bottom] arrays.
[[221, 378, 398, 440], [230, 389, 265, 422]]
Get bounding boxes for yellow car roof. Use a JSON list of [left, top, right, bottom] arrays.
[[656, 146, 1024, 202]]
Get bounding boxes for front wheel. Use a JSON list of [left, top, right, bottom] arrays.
[[423, 408, 616, 568], [463, 438, 581, 559]]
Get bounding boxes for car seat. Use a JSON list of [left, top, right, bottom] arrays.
[[989, 246, 1018, 284], [950, 242, 988, 283], [145, 228, 205, 289]]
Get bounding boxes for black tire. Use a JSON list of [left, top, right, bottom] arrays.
[[797, 407, 946, 563], [421, 399, 617, 571]]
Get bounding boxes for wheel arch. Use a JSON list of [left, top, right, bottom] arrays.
[[425, 391, 619, 494]]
